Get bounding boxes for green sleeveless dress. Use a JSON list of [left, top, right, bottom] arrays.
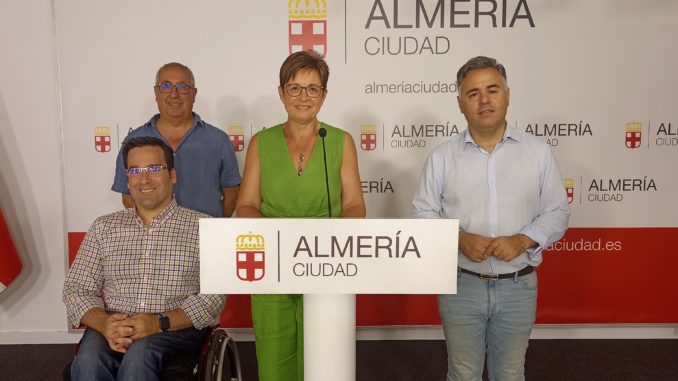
[[252, 123, 344, 381]]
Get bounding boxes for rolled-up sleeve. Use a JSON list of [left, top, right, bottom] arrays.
[[519, 145, 570, 259], [62, 220, 106, 327], [181, 294, 226, 329], [220, 134, 242, 188]]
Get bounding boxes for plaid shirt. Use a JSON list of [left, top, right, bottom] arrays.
[[63, 199, 225, 329]]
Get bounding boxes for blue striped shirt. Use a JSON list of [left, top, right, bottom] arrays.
[[412, 126, 570, 274]]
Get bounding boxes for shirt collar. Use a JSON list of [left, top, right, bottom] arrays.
[[131, 197, 178, 228], [462, 122, 519, 150], [147, 112, 204, 130], [504, 125, 520, 142]]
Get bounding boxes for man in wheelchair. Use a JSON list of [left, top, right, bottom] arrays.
[[63, 136, 225, 380]]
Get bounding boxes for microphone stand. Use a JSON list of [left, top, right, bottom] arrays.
[[307, 127, 355, 381], [318, 127, 332, 217]]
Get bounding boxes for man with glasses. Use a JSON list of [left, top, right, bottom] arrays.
[[412, 56, 570, 381], [112, 62, 241, 217], [64, 136, 225, 380]]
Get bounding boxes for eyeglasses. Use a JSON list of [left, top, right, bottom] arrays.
[[126, 165, 168, 177], [284, 84, 324, 98], [155, 82, 193, 94]]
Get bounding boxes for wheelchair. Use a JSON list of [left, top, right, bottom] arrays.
[[62, 326, 242, 381]]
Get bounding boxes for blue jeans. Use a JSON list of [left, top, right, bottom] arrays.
[[70, 327, 207, 381], [438, 270, 537, 381]]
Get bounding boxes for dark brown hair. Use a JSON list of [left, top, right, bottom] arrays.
[[121, 136, 174, 170], [279, 50, 329, 89]]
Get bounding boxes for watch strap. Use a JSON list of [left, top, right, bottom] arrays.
[[156, 313, 170, 332]]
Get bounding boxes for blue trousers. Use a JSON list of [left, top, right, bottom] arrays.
[[438, 270, 538, 381], [70, 327, 207, 381]]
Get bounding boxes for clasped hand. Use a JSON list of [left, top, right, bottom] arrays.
[[459, 232, 527, 263], [102, 313, 160, 353]]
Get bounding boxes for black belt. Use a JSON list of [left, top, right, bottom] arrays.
[[459, 266, 534, 280]]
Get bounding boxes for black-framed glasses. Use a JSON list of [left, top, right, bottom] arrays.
[[126, 165, 168, 177], [284, 84, 324, 98], [155, 82, 193, 94]]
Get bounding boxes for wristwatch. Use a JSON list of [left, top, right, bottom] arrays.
[[157, 313, 170, 332]]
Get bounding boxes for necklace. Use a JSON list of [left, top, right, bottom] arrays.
[[285, 123, 318, 176], [296, 153, 305, 176]]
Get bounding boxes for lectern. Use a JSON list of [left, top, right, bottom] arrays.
[[201, 218, 458, 381]]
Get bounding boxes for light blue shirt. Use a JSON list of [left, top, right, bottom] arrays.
[[112, 113, 241, 217], [411, 126, 570, 274]]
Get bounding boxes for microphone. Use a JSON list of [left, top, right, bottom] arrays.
[[318, 127, 332, 217]]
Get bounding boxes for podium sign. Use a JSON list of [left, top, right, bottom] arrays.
[[200, 218, 458, 294]]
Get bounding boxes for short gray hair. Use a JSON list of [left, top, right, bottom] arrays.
[[456, 56, 507, 94], [155, 62, 195, 87]]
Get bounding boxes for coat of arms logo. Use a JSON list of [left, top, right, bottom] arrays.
[[236, 232, 265, 282], [94, 126, 111, 153], [360, 124, 377, 151], [289, 0, 328, 56], [625, 122, 642, 149]]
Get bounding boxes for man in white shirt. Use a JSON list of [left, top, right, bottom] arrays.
[[412, 56, 570, 381]]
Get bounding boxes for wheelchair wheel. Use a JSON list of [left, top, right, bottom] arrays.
[[201, 328, 242, 381]]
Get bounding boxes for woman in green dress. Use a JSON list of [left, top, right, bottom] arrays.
[[235, 50, 366, 381]]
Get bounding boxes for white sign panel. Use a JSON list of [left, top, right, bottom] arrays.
[[200, 218, 458, 294]]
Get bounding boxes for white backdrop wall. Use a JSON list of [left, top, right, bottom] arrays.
[[0, 0, 70, 342], [1, 0, 677, 344]]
